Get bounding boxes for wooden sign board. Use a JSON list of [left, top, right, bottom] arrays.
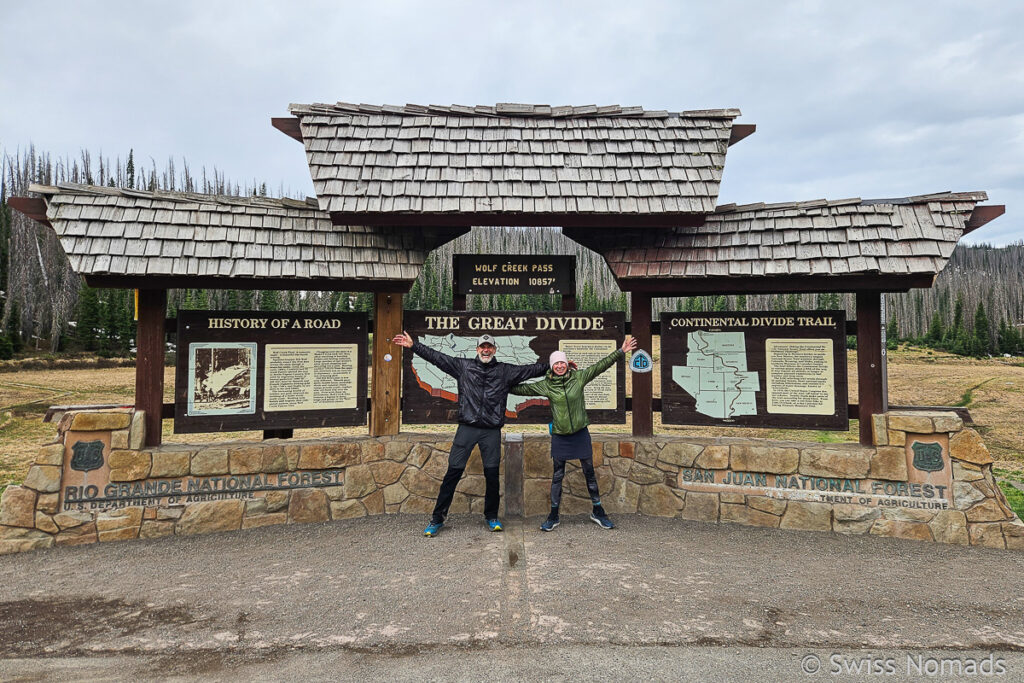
[[401, 311, 625, 425], [454, 254, 575, 295], [174, 311, 368, 433], [660, 310, 849, 431]]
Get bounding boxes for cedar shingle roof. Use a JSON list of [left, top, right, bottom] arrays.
[[30, 183, 464, 283], [568, 192, 987, 280], [287, 102, 741, 219]]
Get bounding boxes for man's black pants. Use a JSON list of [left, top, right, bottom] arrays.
[[431, 424, 502, 523]]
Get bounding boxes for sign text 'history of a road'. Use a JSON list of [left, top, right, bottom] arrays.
[[402, 311, 625, 424], [660, 310, 848, 430], [174, 311, 368, 433]]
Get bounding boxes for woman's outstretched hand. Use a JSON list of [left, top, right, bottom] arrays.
[[392, 331, 414, 348], [621, 336, 638, 353]]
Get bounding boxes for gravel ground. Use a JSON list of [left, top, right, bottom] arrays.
[[2, 514, 1024, 680]]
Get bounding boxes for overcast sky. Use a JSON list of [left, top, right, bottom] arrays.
[[2, 1, 1022, 245]]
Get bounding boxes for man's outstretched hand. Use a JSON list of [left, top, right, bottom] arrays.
[[621, 336, 638, 353], [392, 331, 414, 348]]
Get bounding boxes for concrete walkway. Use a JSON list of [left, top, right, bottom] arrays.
[[2, 515, 1024, 680]]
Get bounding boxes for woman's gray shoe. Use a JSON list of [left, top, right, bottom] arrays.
[[590, 505, 615, 529], [540, 515, 560, 532]]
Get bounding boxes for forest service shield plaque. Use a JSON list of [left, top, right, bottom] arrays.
[[70, 440, 105, 473], [911, 440, 944, 473]]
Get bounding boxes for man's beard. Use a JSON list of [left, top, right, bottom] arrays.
[[478, 354, 494, 363]]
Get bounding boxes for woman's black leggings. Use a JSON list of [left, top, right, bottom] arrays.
[[551, 457, 601, 508]]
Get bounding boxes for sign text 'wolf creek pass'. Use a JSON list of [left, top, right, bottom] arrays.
[[174, 311, 368, 433], [402, 311, 625, 425], [454, 254, 576, 295], [661, 310, 848, 430]]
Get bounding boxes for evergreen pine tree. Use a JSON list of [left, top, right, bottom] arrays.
[[886, 314, 899, 351], [126, 149, 135, 189], [260, 290, 280, 311], [925, 312, 943, 344], [974, 301, 991, 355], [75, 287, 100, 351], [6, 301, 22, 353]]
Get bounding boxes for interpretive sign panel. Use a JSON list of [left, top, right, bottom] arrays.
[[661, 310, 848, 430], [402, 311, 625, 424], [175, 311, 367, 433], [453, 255, 575, 295]]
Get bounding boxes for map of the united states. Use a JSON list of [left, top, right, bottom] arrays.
[[672, 331, 759, 419], [412, 334, 547, 416]]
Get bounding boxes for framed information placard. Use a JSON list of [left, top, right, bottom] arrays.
[[174, 311, 368, 433], [453, 255, 575, 295], [660, 310, 848, 430], [402, 311, 625, 425]]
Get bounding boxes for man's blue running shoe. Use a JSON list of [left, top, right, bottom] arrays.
[[423, 520, 444, 537], [540, 516, 559, 532], [487, 518, 503, 532]]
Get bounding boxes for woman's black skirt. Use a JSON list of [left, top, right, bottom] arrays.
[[550, 427, 592, 462]]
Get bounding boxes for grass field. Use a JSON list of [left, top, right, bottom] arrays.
[[1, 344, 1022, 489]]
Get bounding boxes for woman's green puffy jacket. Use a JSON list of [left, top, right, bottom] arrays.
[[510, 349, 624, 435]]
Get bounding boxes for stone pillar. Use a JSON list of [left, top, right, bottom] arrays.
[[503, 433, 525, 518]]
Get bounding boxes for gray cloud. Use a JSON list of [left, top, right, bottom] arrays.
[[1, 0, 1020, 243]]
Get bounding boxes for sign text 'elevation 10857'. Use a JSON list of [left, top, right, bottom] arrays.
[[174, 311, 368, 433], [454, 255, 575, 295], [660, 310, 848, 431]]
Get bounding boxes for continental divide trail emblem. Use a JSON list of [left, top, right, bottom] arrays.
[[71, 440, 105, 486], [911, 441, 944, 472], [630, 349, 653, 373]]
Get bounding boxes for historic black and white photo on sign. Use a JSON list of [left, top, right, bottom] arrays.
[[187, 343, 257, 415]]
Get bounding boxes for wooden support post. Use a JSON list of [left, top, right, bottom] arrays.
[[560, 294, 577, 311], [856, 291, 887, 445], [371, 292, 403, 436], [631, 291, 653, 437], [135, 289, 167, 448]]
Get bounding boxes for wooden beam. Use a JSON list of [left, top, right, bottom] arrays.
[[330, 212, 708, 229], [856, 292, 887, 446], [728, 124, 756, 146], [370, 292, 403, 436], [7, 197, 50, 225], [271, 117, 303, 142], [135, 289, 167, 447], [614, 273, 936, 295], [964, 205, 1005, 235], [630, 292, 653, 437], [85, 275, 414, 293]]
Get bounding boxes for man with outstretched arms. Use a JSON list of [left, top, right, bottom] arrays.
[[392, 331, 548, 536]]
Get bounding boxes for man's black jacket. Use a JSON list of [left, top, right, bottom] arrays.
[[411, 341, 548, 428]]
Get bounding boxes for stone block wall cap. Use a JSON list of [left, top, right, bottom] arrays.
[[505, 433, 523, 442], [885, 410, 957, 419]]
